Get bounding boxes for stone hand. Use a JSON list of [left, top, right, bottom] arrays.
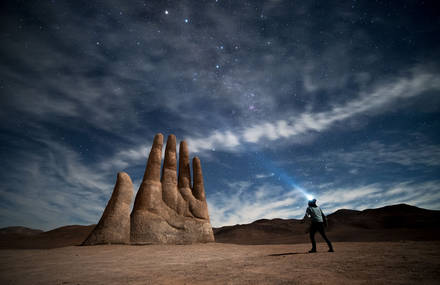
[[130, 134, 214, 244]]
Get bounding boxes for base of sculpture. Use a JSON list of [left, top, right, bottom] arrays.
[[130, 210, 214, 244]]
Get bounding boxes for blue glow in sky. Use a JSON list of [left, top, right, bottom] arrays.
[[254, 153, 314, 201]]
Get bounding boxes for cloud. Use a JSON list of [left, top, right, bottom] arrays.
[[104, 67, 439, 162], [0, 139, 114, 230], [186, 131, 240, 153], [2, 0, 439, 154], [255, 173, 275, 179], [313, 139, 440, 172], [242, 69, 440, 144], [177, 69, 440, 155], [317, 180, 440, 214], [319, 184, 382, 206], [99, 144, 151, 171], [0, 0, 385, 135], [207, 178, 440, 227], [207, 181, 304, 227]]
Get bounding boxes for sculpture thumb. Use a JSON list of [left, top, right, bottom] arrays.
[[82, 172, 133, 245]]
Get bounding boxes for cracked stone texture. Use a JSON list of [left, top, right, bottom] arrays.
[[82, 172, 133, 245], [130, 133, 215, 244]]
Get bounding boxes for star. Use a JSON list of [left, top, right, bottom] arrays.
[[184, 18, 189, 23], [164, 10, 169, 15]]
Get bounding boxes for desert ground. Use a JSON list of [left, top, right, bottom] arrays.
[[2, 204, 439, 284], [1, 241, 439, 285]]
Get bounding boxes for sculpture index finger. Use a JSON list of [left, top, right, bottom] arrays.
[[142, 133, 163, 183]]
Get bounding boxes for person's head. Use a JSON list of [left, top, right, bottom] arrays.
[[308, 199, 317, 207]]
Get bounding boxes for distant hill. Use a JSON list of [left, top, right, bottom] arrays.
[[214, 204, 440, 244], [1, 204, 439, 249], [0, 225, 95, 249], [0, 226, 43, 236]]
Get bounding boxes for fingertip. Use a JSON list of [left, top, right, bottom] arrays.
[[153, 133, 164, 146]]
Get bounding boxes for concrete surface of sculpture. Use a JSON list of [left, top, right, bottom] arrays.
[[82, 172, 133, 245], [83, 133, 214, 245], [131, 134, 214, 244]]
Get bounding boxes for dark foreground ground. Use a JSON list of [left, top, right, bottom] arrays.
[[1, 241, 439, 285]]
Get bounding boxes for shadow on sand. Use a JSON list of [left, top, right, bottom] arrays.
[[268, 252, 308, 256]]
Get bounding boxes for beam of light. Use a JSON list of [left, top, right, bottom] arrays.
[[254, 153, 315, 201]]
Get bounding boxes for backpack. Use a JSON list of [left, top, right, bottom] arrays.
[[320, 208, 328, 227]]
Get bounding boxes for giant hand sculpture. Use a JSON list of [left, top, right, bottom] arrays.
[[83, 133, 214, 245], [131, 133, 214, 244]]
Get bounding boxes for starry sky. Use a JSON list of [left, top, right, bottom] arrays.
[[1, 0, 440, 230]]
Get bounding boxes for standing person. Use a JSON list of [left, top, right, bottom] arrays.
[[302, 199, 334, 253]]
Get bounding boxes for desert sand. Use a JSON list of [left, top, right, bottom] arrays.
[[1, 241, 439, 285], [2, 204, 439, 284]]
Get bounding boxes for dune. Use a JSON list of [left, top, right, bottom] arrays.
[[0, 226, 43, 236], [0, 225, 95, 249]]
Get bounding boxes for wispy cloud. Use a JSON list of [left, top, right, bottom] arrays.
[[330, 140, 440, 168], [186, 131, 240, 153], [207, 179, 440, 227], [240, 70, 439, 145], [255, 173, 275, 179], [99, 144, 151, 171], [99, 68, 440, 161], [0, 139, 114, 230], [207, 181, 304, 227], [318, 180, 440, 214], [121, 69, 440, 156]]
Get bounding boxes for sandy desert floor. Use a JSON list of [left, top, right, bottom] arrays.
[[1, 241, 439, 285]]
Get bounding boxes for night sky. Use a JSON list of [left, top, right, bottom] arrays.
[[1, 0, 440, 230]]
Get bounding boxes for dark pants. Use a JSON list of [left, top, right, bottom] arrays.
[[310, 222, 333, 250]]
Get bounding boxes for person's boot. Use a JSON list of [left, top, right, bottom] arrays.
[[328, 247, 334, 252], [309, 248, 317, 253]]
